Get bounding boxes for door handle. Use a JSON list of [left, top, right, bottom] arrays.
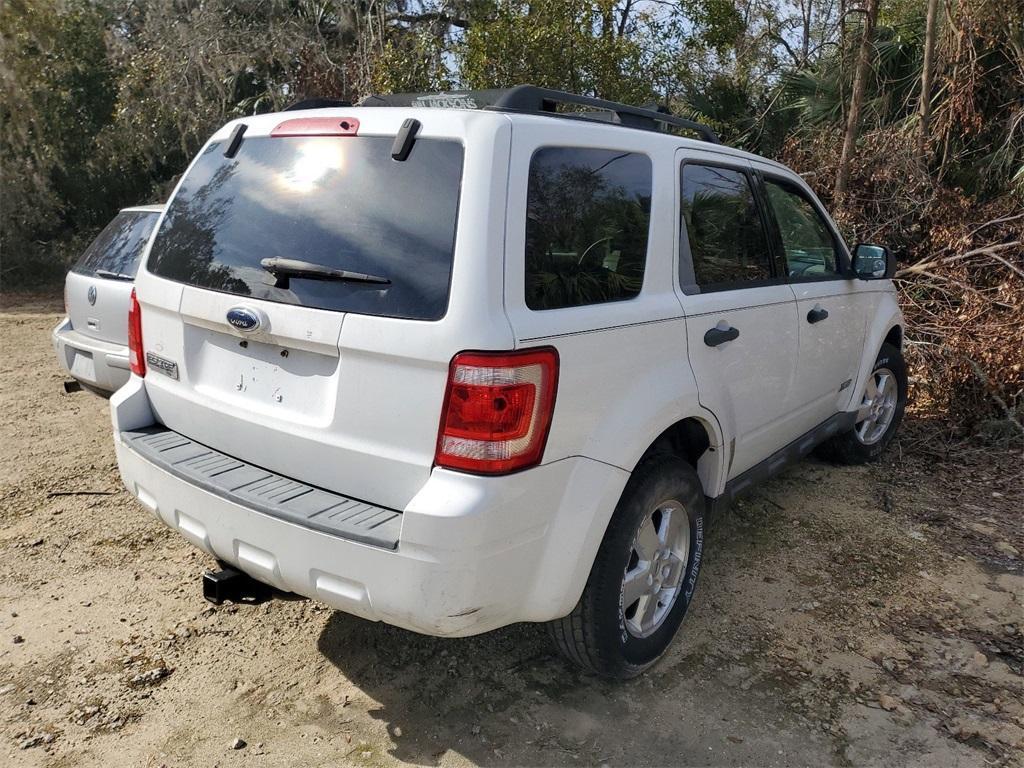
[[704, 325, 740, 347], [807, 305, 829, 324]]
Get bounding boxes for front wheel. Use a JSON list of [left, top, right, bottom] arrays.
[[548, 456, 706, 678], [822, 342, 908, 464]]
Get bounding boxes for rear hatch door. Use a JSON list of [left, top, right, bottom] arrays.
[[136, 110, 510, 511], [66, 210, 160, 345]]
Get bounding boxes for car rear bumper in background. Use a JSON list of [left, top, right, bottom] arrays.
[[53, 317, 130, 394], [111, 377, 630, 636]]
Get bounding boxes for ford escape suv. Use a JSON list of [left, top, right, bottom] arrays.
[[111, 86, 906, 678], [54, 205, 164, 395]]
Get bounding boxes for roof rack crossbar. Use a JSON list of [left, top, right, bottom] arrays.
[[357, 85, 721, 144]]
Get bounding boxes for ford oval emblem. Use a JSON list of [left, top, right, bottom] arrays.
[[226, 307, 261, 333], [87, 285, 97, 305]]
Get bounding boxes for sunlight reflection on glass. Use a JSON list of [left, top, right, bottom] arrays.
[[278, 140, 346, 193]]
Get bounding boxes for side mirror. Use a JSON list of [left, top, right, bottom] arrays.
[[852, 243, 893, 280]]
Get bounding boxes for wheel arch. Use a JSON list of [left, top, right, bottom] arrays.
[[883, 324, 903, 350], [632, 413, 726, 498], [533, 408, 726, 623]]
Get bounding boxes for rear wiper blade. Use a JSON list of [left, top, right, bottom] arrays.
[[259, 258, 390, 289], [94, 269, 134, 281]]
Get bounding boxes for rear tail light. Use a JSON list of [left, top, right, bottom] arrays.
[[127, 288, 145, 377], [435, 348, 559, 475]]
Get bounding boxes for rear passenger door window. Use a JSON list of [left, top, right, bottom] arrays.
[[763, 179, 841, 280], [679, 163, 772, 291], [525, 147, 652, 310]]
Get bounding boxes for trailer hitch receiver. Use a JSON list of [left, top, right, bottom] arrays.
[[202, 566, 270, 605]]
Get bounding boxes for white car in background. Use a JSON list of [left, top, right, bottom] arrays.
[[111, 87, 906, 678], [53, 205, 164, 395]]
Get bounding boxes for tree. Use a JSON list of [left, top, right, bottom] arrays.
[[916, 0, 940, 160], [834, 0, 879, 201], [0, 0, 117, 283], [458, 0, 676, 106]]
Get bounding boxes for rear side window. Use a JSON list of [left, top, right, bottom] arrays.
[[525, 147, 651, 310], [763, 179, 841, 279], [680, 164, 771, 289], [73, 211, 159, 279], [148, 136, 464, 321]]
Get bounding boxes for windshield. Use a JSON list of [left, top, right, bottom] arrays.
[[147, 135, 464, 321], [74, 211, 160, 278]]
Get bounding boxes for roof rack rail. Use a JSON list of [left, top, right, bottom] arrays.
[[284, 98, 353, 111], [357, 85, 720, 144]]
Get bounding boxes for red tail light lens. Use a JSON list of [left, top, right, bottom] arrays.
[[435, 348, 559, 475], [128, 288, 145, 377]]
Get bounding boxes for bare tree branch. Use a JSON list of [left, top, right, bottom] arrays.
[[387, 11, 470, 30]]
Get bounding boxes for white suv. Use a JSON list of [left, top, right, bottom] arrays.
[[54, 205, 163, 395], [111, 87, 906, 678]]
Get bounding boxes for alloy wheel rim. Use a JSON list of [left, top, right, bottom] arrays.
[[855, 366, 898, 445], [621, 500, 690, 639]]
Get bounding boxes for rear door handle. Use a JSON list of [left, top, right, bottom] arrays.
[[704, 325, 740, 347], [807, 305, 829, 324]]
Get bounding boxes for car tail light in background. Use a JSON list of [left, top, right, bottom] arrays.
[[435, 348, 559, 475], [127, 288, 145, 377]]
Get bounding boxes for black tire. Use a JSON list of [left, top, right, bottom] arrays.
[[820, 342, 907, 464], [548, 455, 706, 679]]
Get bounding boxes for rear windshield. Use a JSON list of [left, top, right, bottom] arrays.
[[147, 135, 464, 321], [73, 211, 160, 278]]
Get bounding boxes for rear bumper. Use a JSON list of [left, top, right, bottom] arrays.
[[111, 378, 629, 636], [52, 318, 130, 394]]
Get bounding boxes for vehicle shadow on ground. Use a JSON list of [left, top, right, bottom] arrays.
[[317, 615, 586, 766], [314, 475, 844, 767]]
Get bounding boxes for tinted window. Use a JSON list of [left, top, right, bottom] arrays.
[[148, 136, 464, 321], [764, 179, 840, 279], [680, 164, 771, 288], [73, 211, 159, 278], [526, 147, 651, 310]]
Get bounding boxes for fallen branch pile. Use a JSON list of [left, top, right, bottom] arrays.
[[783, 129, 1023, 438], [895, 221, 1023, 437]]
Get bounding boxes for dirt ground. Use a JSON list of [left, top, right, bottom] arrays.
[[1, 296, 1021, 768]]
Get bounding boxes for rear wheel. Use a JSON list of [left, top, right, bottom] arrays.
[[548, 455, 706, 678], [821, 342, 907, 464]]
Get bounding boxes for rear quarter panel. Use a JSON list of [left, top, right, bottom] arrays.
[[502, 120, 726, 492]]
